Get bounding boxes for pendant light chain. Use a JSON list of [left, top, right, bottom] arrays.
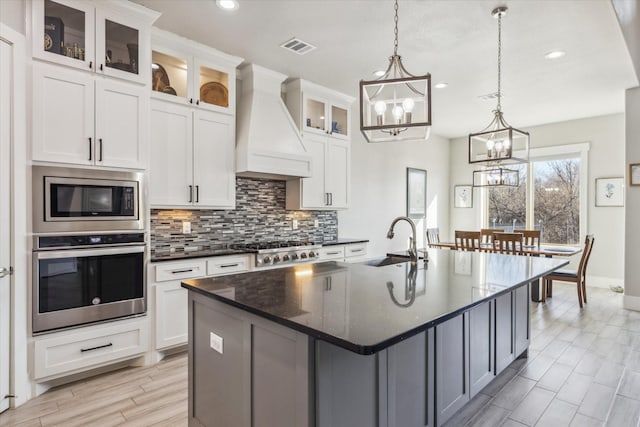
[[393, 0, 399, 57], [496, 10, 502, 113]]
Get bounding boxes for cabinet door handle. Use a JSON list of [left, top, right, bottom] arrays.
[[80, 342, 112, 353], [171, 268, 194, 274], [220, 263, 239, 268], [195, 185, 199, 203], [326, 251, 341, 255], [325, 193, 329, 206], [188, 185, 193, 203], [350, 248, 364, 253], [329, 193, 333, 206], [196, 99, 200, 105], [88, 137, 92, 161], [189, 98, 193, 104], [89, 61, 93, 69], [98, 138, 103, 161], [100, 64, 103, 71]]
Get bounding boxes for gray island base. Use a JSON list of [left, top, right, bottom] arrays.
[[182, 250, 568, 427]]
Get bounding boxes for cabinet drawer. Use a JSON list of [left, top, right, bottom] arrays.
[[34, 318, 149, 380], [155, 260, 207, 282], [207, 255, 251, 276], [345, 243, 367, 258], [319, 246, 345, 261]]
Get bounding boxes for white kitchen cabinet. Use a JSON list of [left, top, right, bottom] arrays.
[[32, 63, 148, 168], [150, 254, 251, 357], [151, 28, 241, 114], [33, 316, 148, 380], [31, 0, 158, 85], [286, 133, 350, 210], [318, 242, 368, 263], [149, 100, 235, 209], [285, 79, 353, 210], [285, 79, 352, 141]]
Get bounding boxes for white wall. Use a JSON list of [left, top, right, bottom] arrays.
[[624, 87, 640, 308], [0, 0, 25, 35], [449, 114, 626, 287], [338, 118, 450, 258]]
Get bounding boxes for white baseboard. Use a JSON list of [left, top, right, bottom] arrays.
[[624, 295, 640, 312], [587, 275, 624, 289]]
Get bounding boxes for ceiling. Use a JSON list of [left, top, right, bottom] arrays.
[[132, 0, 638, 139]]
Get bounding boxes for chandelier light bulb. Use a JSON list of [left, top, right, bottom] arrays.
[[374, 101, 387, 115], [392, 105, 404, 123], [402, 98, 415, 112]]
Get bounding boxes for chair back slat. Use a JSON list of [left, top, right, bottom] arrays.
[[426, 228, 440, 247], [514, 229, 541, 249], [455, 230, 481, 251], [492, 232, 525, 255], [578, 234, 595, 278], [480, 228, 504, 244]]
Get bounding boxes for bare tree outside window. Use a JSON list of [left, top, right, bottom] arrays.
[[486, 158, 580, 245]]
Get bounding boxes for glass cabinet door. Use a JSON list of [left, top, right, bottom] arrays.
[[305, 97, 327, 133], [95, 10, 147, 84], [331, 105, 349, 138], [33, 0, 95, 70], [195, 59, 230, 111], [151, 50, 190, 101]]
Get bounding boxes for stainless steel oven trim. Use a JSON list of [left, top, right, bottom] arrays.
[[43, 175, 139, 223], [33, 165, 145, 233], [32, 244, 146, 334]]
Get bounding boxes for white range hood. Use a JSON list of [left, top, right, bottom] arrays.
[[236, 64, 312, 179]]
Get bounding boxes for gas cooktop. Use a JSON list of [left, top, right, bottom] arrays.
[[232, 241, 322, 268]]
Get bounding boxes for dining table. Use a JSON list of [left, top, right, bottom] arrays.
[[428, 242, 582, 301]]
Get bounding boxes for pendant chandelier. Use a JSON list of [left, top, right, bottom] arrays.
[[360, 0, 431, 143], [470, 6, 529, 187]]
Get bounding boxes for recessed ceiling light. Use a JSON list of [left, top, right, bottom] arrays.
[[216, 0, 239, 11], [373, 70, 385, 77], [434, 82, 448, 89], [544, 50, 566, 60]]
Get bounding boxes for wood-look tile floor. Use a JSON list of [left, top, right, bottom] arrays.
[[1, 283, 640, 427]]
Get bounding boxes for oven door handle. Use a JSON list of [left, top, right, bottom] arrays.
[[34, 245, 145, 260]]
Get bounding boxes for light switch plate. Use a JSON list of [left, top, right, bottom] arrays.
[[210, 332, 223, 354], [182, 221, 191, 234], [292, 219, 298, 230], [314, 219, 319, 228]]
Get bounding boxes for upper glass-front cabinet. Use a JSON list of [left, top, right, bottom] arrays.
[[32, 0, 155, 84], [151, 29, 240, 113], [303, 94, 350, 140]]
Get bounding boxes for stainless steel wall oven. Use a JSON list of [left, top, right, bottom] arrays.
[[32, 233, 146, 333]]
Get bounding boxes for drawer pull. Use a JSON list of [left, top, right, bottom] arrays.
[[171, 268, 194, 274], [326, 251, 341, 255], [350, 249, 364, 253], [80, 342, 113, 353], [220, 263, 239, 268]]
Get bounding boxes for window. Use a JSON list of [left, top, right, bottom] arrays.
[[484, 144, 588, 245]]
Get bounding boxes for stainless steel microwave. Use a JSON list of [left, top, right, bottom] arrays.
[[33, 166, 145, 233]]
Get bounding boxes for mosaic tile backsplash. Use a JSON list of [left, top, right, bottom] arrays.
[[150, 177, 338, 257]]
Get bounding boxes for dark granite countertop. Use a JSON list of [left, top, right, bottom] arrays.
[[182, 249, 567, 355], [150, 248, 248, 262], [321, 238, 369, 246]]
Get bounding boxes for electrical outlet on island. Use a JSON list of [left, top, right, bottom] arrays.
[[182, 221, 191, 234]]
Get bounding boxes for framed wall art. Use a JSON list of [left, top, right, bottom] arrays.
[[406, 168, 427, 219], [595, 177, 624, 207], [454, 185, 473, 208], [629, 163, 640, 187]]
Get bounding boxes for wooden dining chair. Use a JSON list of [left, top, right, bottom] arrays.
[[480, 228, 504, 244], [514, 229, 541, 249], [492, 232, 525, 255], [542, 235, 595, 308], [426, 228, 440, 248], [455, 231, 481, 251]]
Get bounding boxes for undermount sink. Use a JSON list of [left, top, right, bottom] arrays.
[[364, 256, 412, 267]]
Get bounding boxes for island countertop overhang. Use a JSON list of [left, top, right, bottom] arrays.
[[182, 249, 568, 355]]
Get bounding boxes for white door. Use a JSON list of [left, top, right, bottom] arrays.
[[193, 110, 235, 208], [95, 78, 147, 169], [149, 101, 193, 207], [0, 36, 13, 414], [300, 134, 327, 208]]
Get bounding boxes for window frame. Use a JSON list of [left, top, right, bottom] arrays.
[[481, 142, 589, 245]]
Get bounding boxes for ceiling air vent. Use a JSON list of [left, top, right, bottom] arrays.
[[478, 91, 503, 101], [280, 38, 316, 55]]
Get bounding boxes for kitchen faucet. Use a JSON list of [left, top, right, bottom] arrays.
[[386, 216, 418, 264]]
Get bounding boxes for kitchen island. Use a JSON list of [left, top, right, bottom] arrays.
[[182, 249, 568, 427]]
